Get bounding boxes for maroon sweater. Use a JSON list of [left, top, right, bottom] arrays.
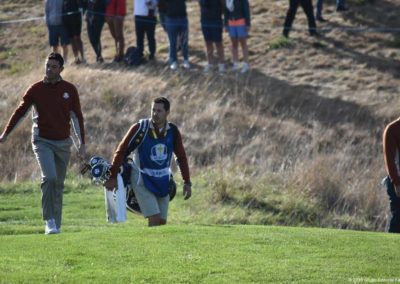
[[383, 118, 400, 185], [3, 79, 85, 144], [109, 122, 190, 183]]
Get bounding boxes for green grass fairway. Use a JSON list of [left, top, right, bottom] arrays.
[[0, 180, 399, 283], [1, 225, 399, 283]]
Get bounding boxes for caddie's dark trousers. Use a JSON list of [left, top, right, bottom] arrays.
[[135, 15, 157, 58], [283, 0, 317, 36], [383, 176, 400, 233]]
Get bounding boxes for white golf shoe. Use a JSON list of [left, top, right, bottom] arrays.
[[45, 219, 59, 235]]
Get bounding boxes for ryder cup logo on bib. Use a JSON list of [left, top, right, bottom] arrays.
[[150, 144, 168, 165], [63, 92, 69, 99]]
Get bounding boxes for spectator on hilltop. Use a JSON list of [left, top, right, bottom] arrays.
[[315, 0, 326, 22], [158, 0, 190, 70], [63, 0, 86, 64], [199, 0, 225, 74], [282, 0, 318, 38], [224, 0, 251, 74], [316, 0, 347, 22], [84, 0, 108, 63], [158, 0, 167, 31], [134, 0, 158, 60], [383, 118, 400, 233], [45, 0, 70, 63], [105, 0, 126, 62], [336, 0, 347, 12]]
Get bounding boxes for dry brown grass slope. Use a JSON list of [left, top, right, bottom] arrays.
[[0, 0, 400, 230]]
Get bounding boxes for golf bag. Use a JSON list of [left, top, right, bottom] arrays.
[[124, 46, 144, 66], [81, 118, 178, 221], [124, 162, 177, 214], [82, 155, 127, 223]]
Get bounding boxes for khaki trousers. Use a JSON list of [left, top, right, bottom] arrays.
[[32, 137, 72, 229]]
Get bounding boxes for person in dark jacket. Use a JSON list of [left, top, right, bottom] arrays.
[[282, 0, 318, 38], [84, 0, 108, 62], [224, 0, 251, 73], [199, 0, 225, 73], [63, 0, 86, 64]]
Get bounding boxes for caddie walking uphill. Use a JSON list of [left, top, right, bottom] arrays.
[[104, 97, 192, 226], [0, 53, 86, 235]]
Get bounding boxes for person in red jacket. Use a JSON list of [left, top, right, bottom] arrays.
[[104, 97, 192, 226], [0, 53, 86, 235], [383, 118, 400, 233]]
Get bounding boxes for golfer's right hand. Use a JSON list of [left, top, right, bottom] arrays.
[[104, 177, 117, 191]]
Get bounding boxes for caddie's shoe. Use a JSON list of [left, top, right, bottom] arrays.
[[45, 219, 58, 235]]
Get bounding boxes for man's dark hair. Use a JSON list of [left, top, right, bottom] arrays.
[[47, 52, 64, 68], [153, 97, 170, 111]]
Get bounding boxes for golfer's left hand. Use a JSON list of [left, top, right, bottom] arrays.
[[183, 184, 192, 200]]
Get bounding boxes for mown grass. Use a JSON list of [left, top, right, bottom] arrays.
[[0, 178, 399, 283]]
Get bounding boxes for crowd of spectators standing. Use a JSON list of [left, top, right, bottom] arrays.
[[45, 0, 349, 73]]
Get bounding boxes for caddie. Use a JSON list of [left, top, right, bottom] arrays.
[[104, 97, 192, 226]]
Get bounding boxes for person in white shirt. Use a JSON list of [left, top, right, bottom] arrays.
[[134, 0, 158, 59]]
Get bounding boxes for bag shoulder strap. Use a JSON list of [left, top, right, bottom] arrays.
[[126, 118, 150, 157]]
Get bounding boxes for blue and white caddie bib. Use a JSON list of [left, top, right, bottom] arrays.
[[138, 124, 174, 197]]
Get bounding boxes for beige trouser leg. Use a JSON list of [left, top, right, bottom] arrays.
[[32, 137, 71, 229]]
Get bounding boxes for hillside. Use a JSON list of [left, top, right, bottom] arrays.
[[1, 0, 400, 231]]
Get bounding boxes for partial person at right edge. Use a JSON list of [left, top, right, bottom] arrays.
[[383, 118, 400, 233]]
